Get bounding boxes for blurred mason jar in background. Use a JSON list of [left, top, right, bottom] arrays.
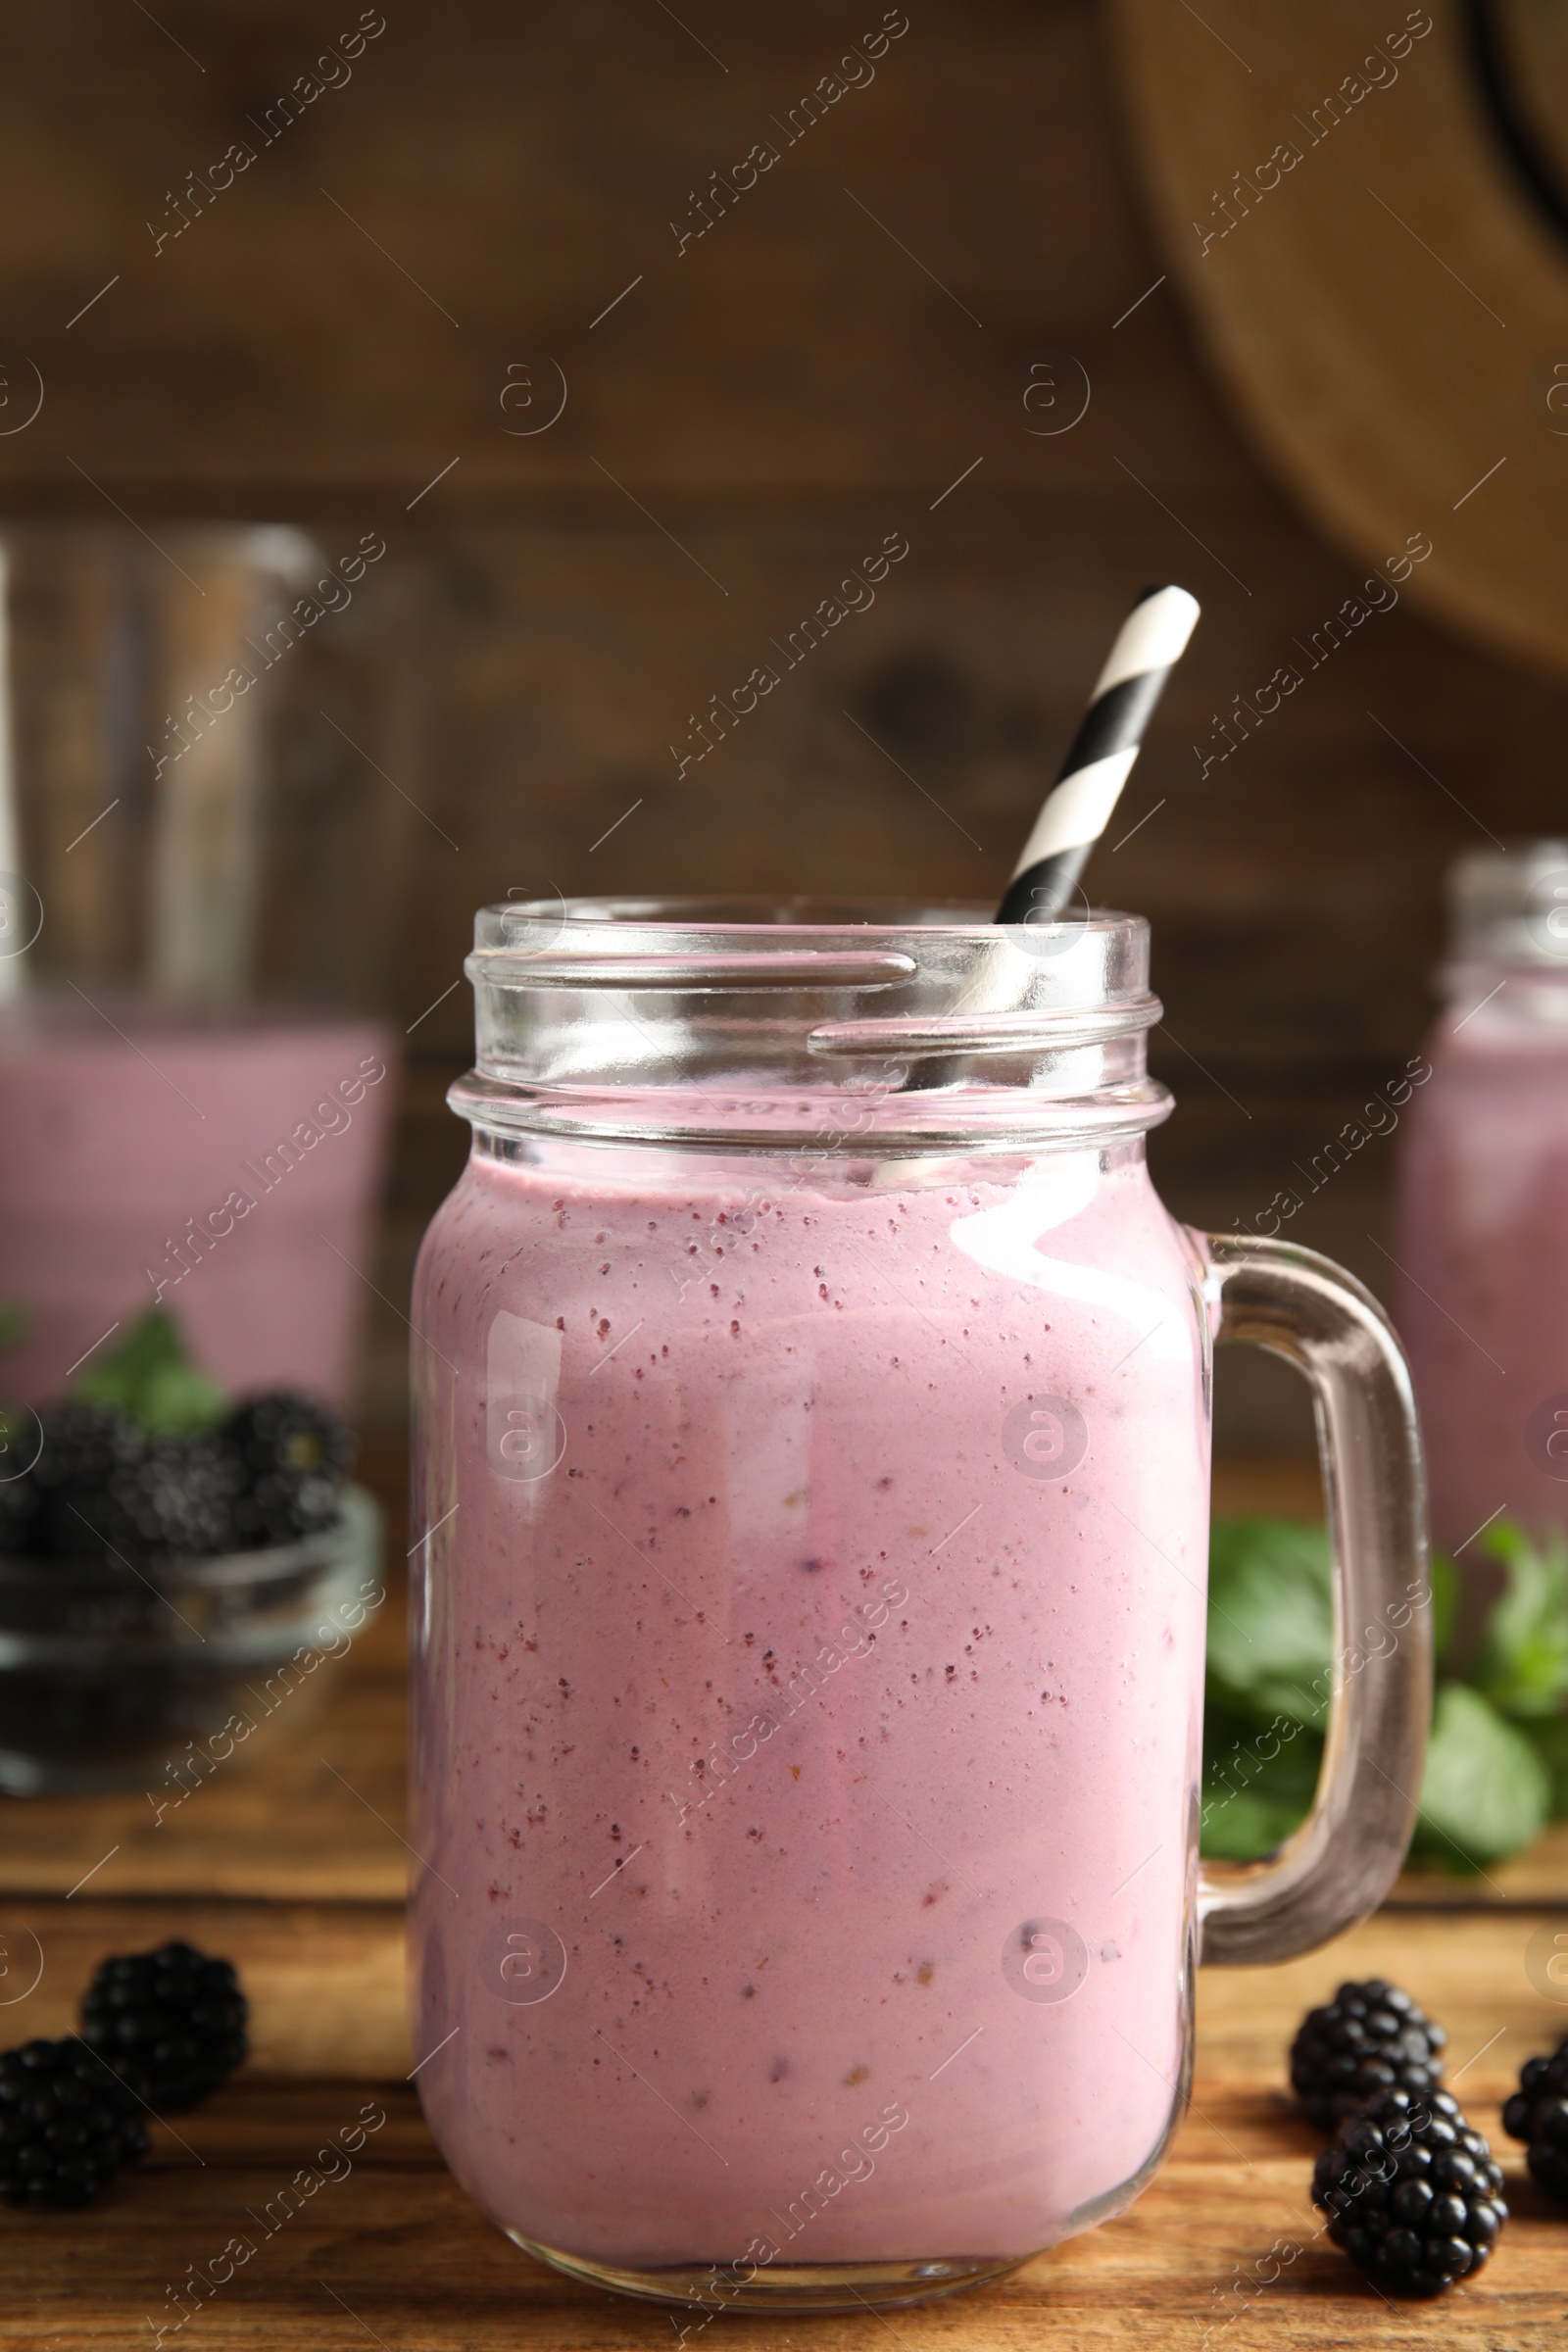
[[1395, 842, 1568, 1562], [0, 523, 422, 1410]]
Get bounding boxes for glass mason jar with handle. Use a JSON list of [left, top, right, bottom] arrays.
[[408, 898, 1430, 2314]]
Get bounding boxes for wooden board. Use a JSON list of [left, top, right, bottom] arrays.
[[1, 1453, 1565, 2342]]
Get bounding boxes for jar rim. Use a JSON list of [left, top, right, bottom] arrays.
[[477, 894, 1142, 963], [485, 892, 1134, 923], [456, 896, 1172, 1153]]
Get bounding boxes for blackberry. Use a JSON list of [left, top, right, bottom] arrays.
[[0, 1404, 42, 1550], [80, 1941, 247, 2112], [21, 1385, 354, 1568], [31, 1401, 146, 1561], [225, 1393, 355, 1483], [30, 1404, 143, 1502], [225, 1393, 353, 1546], [46, 1432, 246, 1565], [121, 1435, 246, 1558], [1289, 1978, 1446, 2129], [1501, 2031, 1568, 2201], [230, 1465, 341, 1547], [1312, 2087, 1507, 2297], [0, 2037, 148, 2207]]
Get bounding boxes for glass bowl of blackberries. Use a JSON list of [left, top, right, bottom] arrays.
[[0, 1312, 382, 1792]]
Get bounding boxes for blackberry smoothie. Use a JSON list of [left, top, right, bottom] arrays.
[[1394, 847, 1568, 1551], [407, 897, 1431, 2309], [410, 1141, 1210, 2269], [1396, 1000, 1568, 1549], [0, 1003, 394, 1407]]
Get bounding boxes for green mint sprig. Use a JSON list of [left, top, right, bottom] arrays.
[[1201, 1513, 1567, 1874]]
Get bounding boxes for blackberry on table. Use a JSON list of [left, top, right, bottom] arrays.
[[80, 1941, 247, 2113], [1289, 1978, 1446, 2130], [1312, 2087, 1507, 2297], [1502, 2032, 1568, 2202], [0, 2037, 148, 2208]]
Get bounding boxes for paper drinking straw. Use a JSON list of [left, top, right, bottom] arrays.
[[995, 584, 1200, 926]]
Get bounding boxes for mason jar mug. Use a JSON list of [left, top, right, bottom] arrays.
[[408, 899, 1430, 2314]]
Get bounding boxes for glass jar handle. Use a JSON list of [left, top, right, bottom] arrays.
[[1198, 1233, 1431, 1965]]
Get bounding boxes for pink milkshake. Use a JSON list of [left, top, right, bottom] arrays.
[[1395, 845, 1568, 1551], [408, 899, 1432, 2310], [0, 1001, 395, 1406], [412, 1142, 1208, 2276]]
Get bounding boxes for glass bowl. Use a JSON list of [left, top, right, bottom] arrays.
[[0, 1483, 384, 1793]]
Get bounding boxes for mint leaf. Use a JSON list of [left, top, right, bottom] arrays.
[[1413, 1683, 1550, 1869], [1201, 1516, 1550, 1871], [73, 1307, 229, 1436], [1206, 1517, 1335, 1727], [1471, 1520, 1568, 1719]]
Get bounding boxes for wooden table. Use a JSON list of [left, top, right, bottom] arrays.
[[4, 1458, 1565, 2348]]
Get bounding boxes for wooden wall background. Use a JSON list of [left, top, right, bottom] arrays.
[[2, 0, 1563, 1443]]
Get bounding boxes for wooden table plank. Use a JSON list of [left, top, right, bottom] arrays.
[[5, 1899, 1562, 2091], [0, 1666, 410, 1903]]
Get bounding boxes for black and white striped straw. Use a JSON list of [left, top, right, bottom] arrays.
[[996, 583, 1200, 926]]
